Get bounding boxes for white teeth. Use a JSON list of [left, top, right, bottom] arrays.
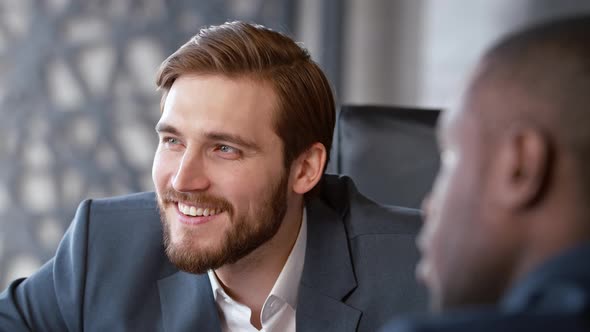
[[178, 203, 220, 217]]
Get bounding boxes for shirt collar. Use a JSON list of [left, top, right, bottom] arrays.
[[268, 207, 307, 309], [208, 266, 224, 303], [208, 208, 308, 309]]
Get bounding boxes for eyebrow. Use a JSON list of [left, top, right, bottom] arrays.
[[155, 122, 262, 151], [155, 122, 181, 136]]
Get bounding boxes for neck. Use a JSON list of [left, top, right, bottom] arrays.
[[506, 160, 590, 294], [509, 193, 590, 289], [214, 199, 304, 328]]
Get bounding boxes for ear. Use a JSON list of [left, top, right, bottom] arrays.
[[290, 143, 327, 194], [493, 127, 551, 209]]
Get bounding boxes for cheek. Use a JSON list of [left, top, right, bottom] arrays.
[[215, 163, 280, 206], [422, 164, 465, 260], [152, 150, 176, 190], [427, 162, 485, 269], [430, 149, 475, 225]]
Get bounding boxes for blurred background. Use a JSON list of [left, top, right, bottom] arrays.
[[2, 0, 590, 288]]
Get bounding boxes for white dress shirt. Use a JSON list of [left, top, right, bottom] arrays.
[[208, 210, 307, 332]]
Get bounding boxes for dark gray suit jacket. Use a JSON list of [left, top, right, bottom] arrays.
[[0, 175, 426, 331], [381, 243, 590, 332]]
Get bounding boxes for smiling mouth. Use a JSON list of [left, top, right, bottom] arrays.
[[177, 202, 223, 217]]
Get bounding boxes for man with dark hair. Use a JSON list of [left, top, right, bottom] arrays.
[[382, 16, 590, 332], [0, 22, 426, 331]]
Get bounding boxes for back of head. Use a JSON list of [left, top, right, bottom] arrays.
[[477, 16, 590, 195], [156, 21, 336, 171], [418, 15, 590, 313]]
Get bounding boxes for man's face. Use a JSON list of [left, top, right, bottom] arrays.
[[417, 86, 512, 311], [152, 75, 290, 274]]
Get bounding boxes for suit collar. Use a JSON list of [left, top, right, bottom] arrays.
[[158, 271, 221, 332], [296, 195, 361, 331]]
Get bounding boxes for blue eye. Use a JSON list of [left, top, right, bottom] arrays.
[[215, 144, 241, 160], [219, 145, 236, 153], [164, 137, 179, 144], [160, 137, 182, 149]]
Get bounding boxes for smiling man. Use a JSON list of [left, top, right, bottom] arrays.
[[0, 22, 426, 331]]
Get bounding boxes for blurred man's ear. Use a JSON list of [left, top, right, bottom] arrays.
[[493, 126, 551, 210], [291, 143, 327, 195]]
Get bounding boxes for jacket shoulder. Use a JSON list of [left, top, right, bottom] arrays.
[[81, 192, 162, 250], [82, 191, 164, 256], [320, 174, 422, 237], [76, 192, 173, 322], [317, 175, 428, 327], [89, 191, 158, 212]]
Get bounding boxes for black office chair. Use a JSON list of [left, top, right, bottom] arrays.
[[328, 105, 440, 209]]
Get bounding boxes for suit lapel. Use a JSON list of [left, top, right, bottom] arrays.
[[158, 271, 221, 332], [296, 197, 361, 332]]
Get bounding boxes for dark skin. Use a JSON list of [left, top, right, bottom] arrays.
[[418, 16, 590, 312]]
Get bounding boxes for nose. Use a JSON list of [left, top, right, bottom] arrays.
[[172, 151, 211, 192]]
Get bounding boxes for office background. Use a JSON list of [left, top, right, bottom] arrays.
[[1, 0, 590, 288]]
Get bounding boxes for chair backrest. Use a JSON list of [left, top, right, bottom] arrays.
[[328, 105, 440, 208]]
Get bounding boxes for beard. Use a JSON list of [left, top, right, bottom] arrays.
[[157, 172, 288, 275]]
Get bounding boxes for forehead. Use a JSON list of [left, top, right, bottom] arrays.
[[438, 72, 489, 144], [438, 98, 468, 144], [160, 74, 280, 142]]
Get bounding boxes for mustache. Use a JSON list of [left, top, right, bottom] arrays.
[[158, 188, 234, 216]]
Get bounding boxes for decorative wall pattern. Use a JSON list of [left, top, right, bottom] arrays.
[[0, 0, 294, 288]]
